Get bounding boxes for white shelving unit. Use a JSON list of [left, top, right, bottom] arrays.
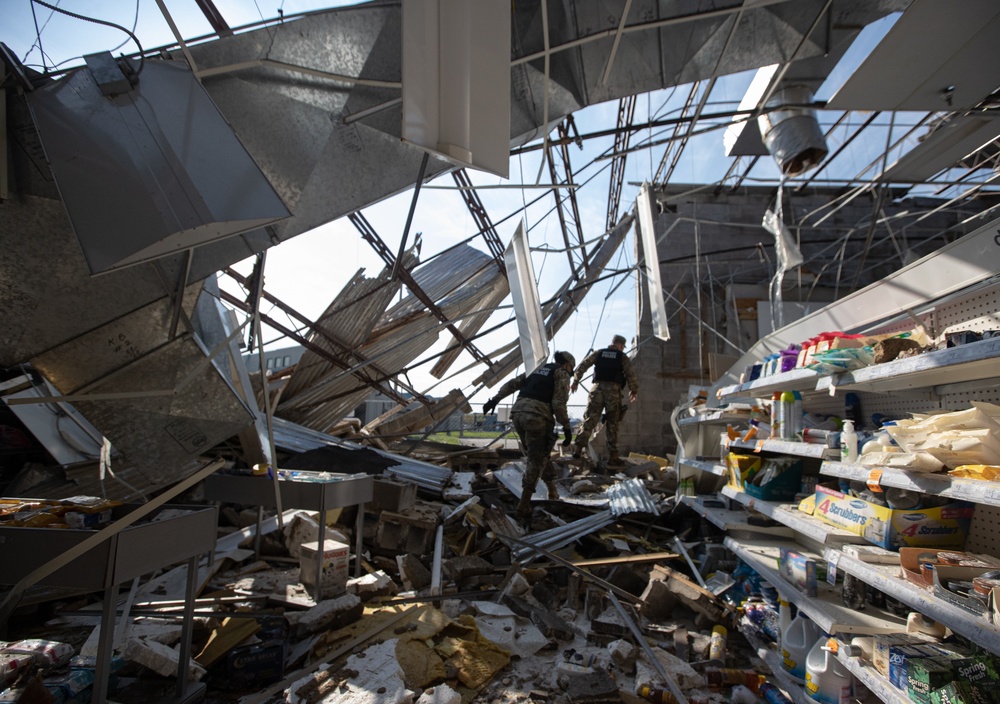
[[821, 461, 1000, 508], [677, 409, 753, 427], [824, 549, 1000, 653], [680, 495, 794, 536], [721, 486, 866, 546], [678, 457, 727, 476], [718, 367, 821, 402], [683, 240, 1000, 704], [724, 536, 906, 636], [727, 438, 838, 461], [815, 337, 1000, 396], [833, 644, 911, 704]]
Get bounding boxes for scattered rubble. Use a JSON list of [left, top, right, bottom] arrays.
[[0, 447, 773, 704]]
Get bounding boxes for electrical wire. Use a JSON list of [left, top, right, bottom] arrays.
[[30, 0, 146, 75]]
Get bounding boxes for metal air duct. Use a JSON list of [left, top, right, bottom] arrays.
[[757, 85, 829, 176]]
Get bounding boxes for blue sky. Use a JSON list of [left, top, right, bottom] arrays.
[[6, 1, 924, 415]]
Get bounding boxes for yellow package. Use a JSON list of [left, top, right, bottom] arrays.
[[948, 464, 1000, 481]]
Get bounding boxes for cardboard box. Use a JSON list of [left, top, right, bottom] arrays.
[[725, 453, 761, 490], [891, 644, 947, 692], [812, 485, 974, 550], [779, 547, 817, 597], [909, 658, 957, 704], [226, 641, 284, 690], [874, 634, 929, 676], [930, 682, 997, 704], [299, 539, 349, 598]]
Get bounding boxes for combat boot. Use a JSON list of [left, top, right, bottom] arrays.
[[571, 441, 584, 460], [545, 480, 560, 500], [607, 451, 625, 468], [515, 495, 532, 523]]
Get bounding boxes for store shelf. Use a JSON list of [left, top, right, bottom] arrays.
[[725, 536, 907, 636], [727, 438, 839, 461], [718, 368, 821, 402], [678, 409, 752, 427], [834, 643, 910, 704], [824, 549, 1000, 653], [721, 486, 866, 546], [821, 461, 1000, 508], [815, 337, 1000, 395], [681, 495, 794, 537], [679, 457, 728, 476], [738, 619, 810, 704]]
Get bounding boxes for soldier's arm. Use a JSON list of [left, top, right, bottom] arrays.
[[622, 355, 639, 397], [552, 369, 572, 428], [573, 350, 599, 384], [494, 374, 525, 401]]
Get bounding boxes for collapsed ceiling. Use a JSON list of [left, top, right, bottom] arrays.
[[3, 0, 1000, 498]]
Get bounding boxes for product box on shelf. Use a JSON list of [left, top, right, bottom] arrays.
[[812, 485, 974, 550], [744, 459, 803, 501], [725, 453, 761, 490], [778, 547, 817, 596], [908, 657, 959, 704], [929, 681, 996, 704]]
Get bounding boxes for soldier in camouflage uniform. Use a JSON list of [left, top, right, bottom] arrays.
[[571, 335, 638, 467], [483, 351, 576, 522]]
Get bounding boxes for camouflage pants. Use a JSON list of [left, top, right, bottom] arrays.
[[512, 411, 556, 498], [577, 383, 623, 454]]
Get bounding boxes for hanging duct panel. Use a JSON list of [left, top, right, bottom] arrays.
[[25, 59, 290, 274]]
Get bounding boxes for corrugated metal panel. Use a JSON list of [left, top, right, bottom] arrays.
[[513, 511, 616, 564], [606, 478, 660, 517], [271, 417, 453, 493], [277, 244, 503, 433], [281, 248, 418, 400]]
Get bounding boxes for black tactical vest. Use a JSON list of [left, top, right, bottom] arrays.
[[594, 348, 626, 386], [518, 362, 559, 402]]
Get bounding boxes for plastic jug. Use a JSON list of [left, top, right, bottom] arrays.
[[804, 637, 854, 704], [778, 597, 792, 646], [781, 613, 821, 680]]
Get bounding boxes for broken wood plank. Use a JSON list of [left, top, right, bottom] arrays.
[[195, 617, 261, 668], [568, 551, 679, 567]]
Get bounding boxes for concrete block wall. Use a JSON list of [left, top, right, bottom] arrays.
[[617, 184, 969, 456]]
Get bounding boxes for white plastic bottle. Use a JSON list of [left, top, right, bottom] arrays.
[[840, 420, 858, 464], [779, 597, 793, 649], [804, 637, 854, 704], [781, 613, 821, 680]]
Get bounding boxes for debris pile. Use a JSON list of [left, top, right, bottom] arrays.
[[0, 448, 784, 704]]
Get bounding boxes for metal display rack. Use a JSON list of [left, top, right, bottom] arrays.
[[202, 471, 373, 599], [0, 504, 218, 703], [720, 486, 865, 546], [679, 242, 1000, 704]]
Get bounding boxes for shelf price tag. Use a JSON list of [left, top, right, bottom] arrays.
[[754, 439, 765, 453], [867, 469, 884, 493], [827, 552, 840, 585]]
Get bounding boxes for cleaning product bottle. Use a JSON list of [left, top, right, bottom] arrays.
[[708, 625, 728, 666], [780, 391, 795, 440], [760, 683, 794, 704], [804, 637, 854, 704], [906, 612, 947, 638], [840, 420, 858, 463], [778, 597, 793, 649], [771, 392, 783, 439], [782, 613, 822, 680], [791, 391, 803, 439]]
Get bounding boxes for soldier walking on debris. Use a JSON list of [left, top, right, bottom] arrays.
[[482, 351, 576, 522], [571, 335, 638, 467]]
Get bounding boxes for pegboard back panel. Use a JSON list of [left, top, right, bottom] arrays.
[[804, 391, 941, 424], [966, 503, 1000, 558], [934, 282, 1000, 338], [940, 387, 1000, 409], [867, 278, 1000, 341]]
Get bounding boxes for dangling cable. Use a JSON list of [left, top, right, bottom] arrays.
[[30, 0, 146, 75]]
